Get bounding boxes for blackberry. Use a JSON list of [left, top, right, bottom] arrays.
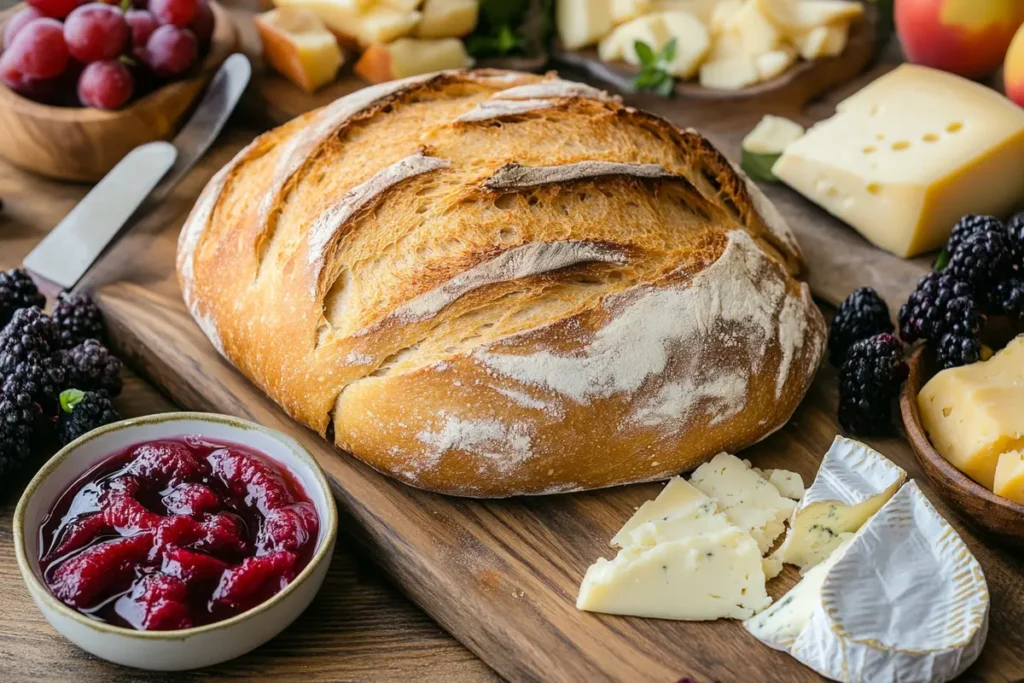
[[56, 389, 120, 446], [985, 278, 1024, 318], [1, 356, 65, 407], [838, 333, 908, 436], [945, 214, 1003, 260], [0, 391, 37, 482], [947, 230, 1011, 293], [1007, 212, 1024, 267], [60, 339, 123, 397], [936, 334, 982, 371], [0, 307, 59, 376], [898, 272, 981, 343], [52, 293, 105, 349], [829, 287, 893, 366], [0, 269, 45, 328]]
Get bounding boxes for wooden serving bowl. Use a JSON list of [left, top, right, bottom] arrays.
[[900, 345, 1024, 547], [0, 2, 237, 182]]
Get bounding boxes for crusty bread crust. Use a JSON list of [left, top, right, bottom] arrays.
[[177, 69, 825, 497]]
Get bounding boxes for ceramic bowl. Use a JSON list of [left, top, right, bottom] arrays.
[[900, 346, 1024, 547], [13, 412, 338, 671], [0, 2, 237, 182]]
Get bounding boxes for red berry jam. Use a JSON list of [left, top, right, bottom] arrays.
[[38, 437, 319, 631]]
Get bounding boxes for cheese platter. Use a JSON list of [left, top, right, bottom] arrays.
[[2, 0, 1024, 680]]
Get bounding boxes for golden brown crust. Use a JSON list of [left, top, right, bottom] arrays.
[[177, 69, 825, 497]]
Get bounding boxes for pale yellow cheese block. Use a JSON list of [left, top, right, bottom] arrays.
[[918, 336, 1024, 489], [994, 451, 1024, 504], [773, 64, 1024, 257]]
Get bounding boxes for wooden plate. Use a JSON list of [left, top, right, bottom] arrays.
[[899, 345, 1024, 547], [552, 5, 878, 110], [0, 2, 237, 182]]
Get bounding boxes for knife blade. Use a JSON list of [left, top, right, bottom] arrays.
[[23, 53, 252, 293]]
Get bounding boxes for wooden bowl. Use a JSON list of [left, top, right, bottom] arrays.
[[900, 345, 1024, 547], [0, 2, 237, 182], [552, 5, 878, 108]]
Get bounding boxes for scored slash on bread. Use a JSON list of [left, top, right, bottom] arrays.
[[177, 69, 825, 497]]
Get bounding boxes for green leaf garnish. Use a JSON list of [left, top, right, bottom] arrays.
[[934, 249, 950, 271], [628, 39, 677, 97], [60, 389, 85, 414], [741, 148, 782, 183]]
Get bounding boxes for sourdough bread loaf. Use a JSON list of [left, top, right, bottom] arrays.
[[177, 69, 826, 497]]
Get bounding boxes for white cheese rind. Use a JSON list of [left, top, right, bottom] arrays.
[[691, 452, 796, 554], [772, 436, 906, 571], [779, 481, 990, 683]]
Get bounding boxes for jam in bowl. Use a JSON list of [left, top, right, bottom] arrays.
[[39, 436, 320, 631]]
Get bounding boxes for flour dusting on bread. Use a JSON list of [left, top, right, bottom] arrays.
[[417, 413, 534, 473], [485, 161, 676, 190], [475, 231, 804, 408], [455, 99, 555, 123], [493, 80, 617, 102]]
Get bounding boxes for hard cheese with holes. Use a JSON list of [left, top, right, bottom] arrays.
[[773, 64, 1024, 258]]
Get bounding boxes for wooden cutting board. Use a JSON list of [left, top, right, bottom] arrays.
[[77, 65, 1024, 681]]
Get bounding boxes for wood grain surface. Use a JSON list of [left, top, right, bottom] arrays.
[[900, 346, 1024, 548], [0, 138, 497, 683], [70, 80, 1024, 683], [0, 4, 236, 182]]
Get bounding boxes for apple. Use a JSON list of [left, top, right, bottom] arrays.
[[895, 0, 1024, 79], [1005, 22, 1024, 106]]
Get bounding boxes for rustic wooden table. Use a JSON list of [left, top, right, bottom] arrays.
[[0, 143, 497, 682]]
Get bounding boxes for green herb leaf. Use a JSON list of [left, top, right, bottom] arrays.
[[633, 40, 656, 66], [60, 389, 85, 415], [656, 76, 675, 97], [741, 148, 782, 183], [660, 37, 677, 63], [934, 249, 950, 271]]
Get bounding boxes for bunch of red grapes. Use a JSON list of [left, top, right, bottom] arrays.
[[0, 0, 213, 110]]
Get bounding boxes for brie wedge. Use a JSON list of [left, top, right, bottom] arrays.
[[772, 436, 905, 572], [691, 452, 796, 554], [745, 481, 990, 683], [578, 477, 772, 620]]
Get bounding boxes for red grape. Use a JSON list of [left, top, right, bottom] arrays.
[[78, 59, 133, 109], [126, 8, 158, 52], [3, 18, 70, 80], [3, 6, 44, 49], [26, 0, 81, 20], [149, 0, 195, 28], [188, 0, 213, 53], [144, 25, 196, 77], [64, 4, 129, 63]]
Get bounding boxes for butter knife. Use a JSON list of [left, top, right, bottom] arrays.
[[24, 53, 252, 295]]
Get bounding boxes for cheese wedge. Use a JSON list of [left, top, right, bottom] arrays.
[[994, 450, 1024, 504], [747, 481, 990, 683], [772, 437, 906, 572], [918, 336, 1024, 489], [557, 0, 614, 50], [414, 0, 478, 38], [578, 476, 774, 619], [743, 114, 804, 155], [773, 64, 1024, 257], [690, 452, 796, 554]]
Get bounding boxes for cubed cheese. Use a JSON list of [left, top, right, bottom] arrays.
[[709, 0, 743, 33], [255, 7, 344, 93], [756, 0, 863, 31], [354, 37, 472, 82], [610, 0, 652, 24], [994, 450, 1024, 503], [699, 54, 759, 88], [598, 13, 669, 62], [557, 0, 614, 50], [743, 114, 805, 154], [730, 0, 780, 54], [919, 336, 1024, 489], [755, 46, 796, 80], [660, 10, 711, 77], [690, 453, 796, 554], [792, 22, 848, 59], [707, 29, 746, 60], [650, 0, 720, 22], [415, 0, 478, 38], [275, 0, 421, 46], [772, 64, 1024, 257]]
